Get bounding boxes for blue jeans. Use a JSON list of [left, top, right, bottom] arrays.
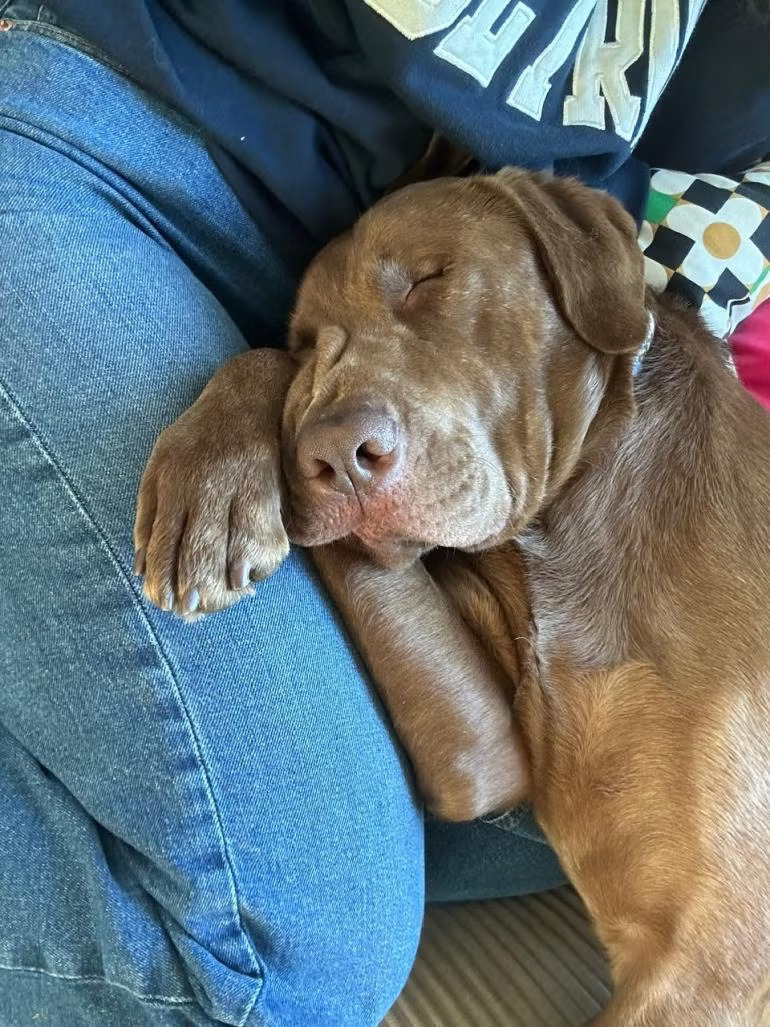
[[0, 14, 564, 1026]]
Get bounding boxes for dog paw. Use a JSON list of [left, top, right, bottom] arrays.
[[134, 406, 290, 620]]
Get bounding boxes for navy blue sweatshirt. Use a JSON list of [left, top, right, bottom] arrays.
[[46, 1, 715, 274]]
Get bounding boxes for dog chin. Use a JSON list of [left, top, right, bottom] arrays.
[[286, 514, 422, 565], [356, 536, 426, 569]]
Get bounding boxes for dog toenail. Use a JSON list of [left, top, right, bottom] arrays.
[[231, 562, 250, 589]]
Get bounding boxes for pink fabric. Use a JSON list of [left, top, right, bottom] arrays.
[[730, 300, 770, 411]]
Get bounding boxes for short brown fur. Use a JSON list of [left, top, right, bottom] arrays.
[[136, 169, 770, 1024]]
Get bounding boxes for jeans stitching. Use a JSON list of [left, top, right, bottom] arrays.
[[0, 377, 264, 1020], [0, 965, 195, 1007], [0, 11, 132, 80]]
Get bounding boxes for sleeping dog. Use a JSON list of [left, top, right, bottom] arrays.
[[135, 169, 770, 1025]]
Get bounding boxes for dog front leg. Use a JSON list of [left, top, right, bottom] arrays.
[[311, 542, 529, 821]]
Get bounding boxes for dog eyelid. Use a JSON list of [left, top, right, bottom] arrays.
[[403, 267, 447, 308]]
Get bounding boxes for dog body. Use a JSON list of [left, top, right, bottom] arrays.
[[136, 170, 770, 1023], [432, 306, 770, 1024]]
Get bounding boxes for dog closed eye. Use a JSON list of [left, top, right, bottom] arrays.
[[403, 268, 446, 308], [376, 259, 449, 315], [399, 268, 452, 319]]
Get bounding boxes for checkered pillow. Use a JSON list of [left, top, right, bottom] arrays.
[[639, 163, 770, 338]]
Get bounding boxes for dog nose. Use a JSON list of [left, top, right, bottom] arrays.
[[296, 407, 401, 494]]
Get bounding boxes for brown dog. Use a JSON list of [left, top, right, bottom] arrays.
[[135, 169, 770, 1024]]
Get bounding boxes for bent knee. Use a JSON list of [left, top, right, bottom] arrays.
[[250, 878, 421, 1025]]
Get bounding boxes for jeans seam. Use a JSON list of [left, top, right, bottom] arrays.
[[0, 11, 132, 80], [0, 11, 210, 172], [0, 964, 195, 1007], [0, 376, 264, 1021]]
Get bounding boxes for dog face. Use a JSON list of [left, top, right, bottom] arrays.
[[282, 170, 649, 566]]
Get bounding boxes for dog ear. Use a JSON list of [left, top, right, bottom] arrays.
[[387, 134, 477, 194], [489, 168, 648, 355]]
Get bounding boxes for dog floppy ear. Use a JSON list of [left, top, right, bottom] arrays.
[[489, 168, 648, 355]]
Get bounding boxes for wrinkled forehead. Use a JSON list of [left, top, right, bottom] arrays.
[[294, 177, 520, 321]]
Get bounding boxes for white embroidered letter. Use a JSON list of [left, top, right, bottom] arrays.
[[435, 0, 535, 88], [363, 0, 472, 41], [507, 0, 597, 121], [563, 0, 646, 141], [631, 0, 706, 145]]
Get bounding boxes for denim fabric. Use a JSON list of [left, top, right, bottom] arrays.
[[0, 18, 564, 1027]]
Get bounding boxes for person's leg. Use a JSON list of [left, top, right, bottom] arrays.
[[0, 19, 567, 1026], [426, 812, 566, 904], [0, 26, 421, 1026]]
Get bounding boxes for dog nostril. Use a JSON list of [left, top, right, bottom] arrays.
[[297, 410, 400, 490], [307, 458, 338, 483], [355, 440, 395, 470]]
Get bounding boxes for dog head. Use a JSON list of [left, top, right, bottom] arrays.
[[282, 169, 649, 566]]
